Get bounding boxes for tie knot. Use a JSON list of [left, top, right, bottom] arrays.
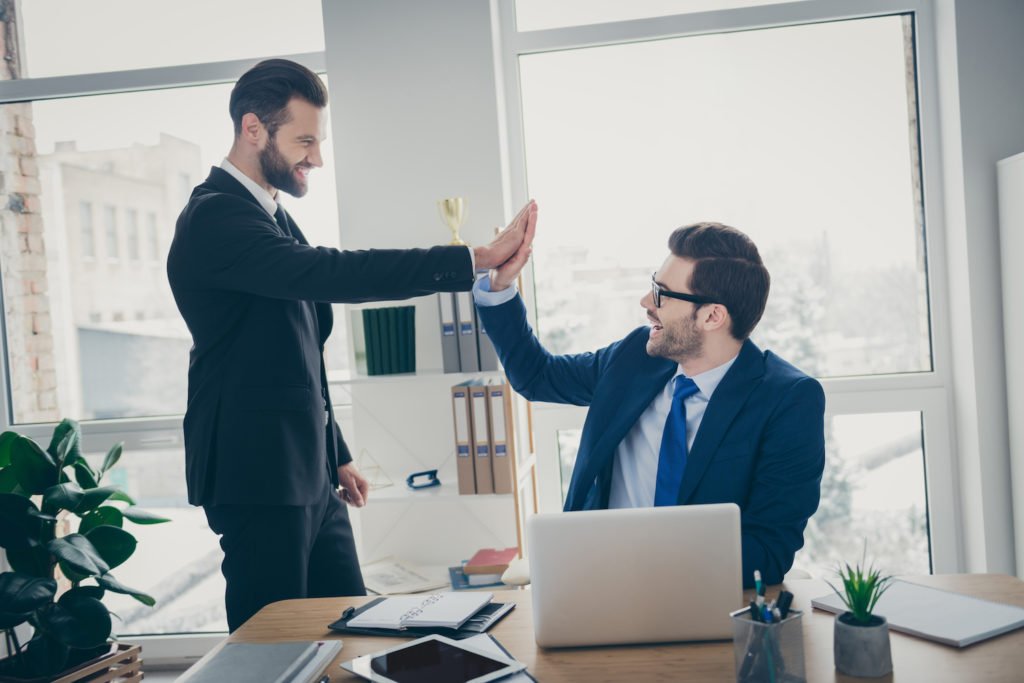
[[673, 376, 699, 400]]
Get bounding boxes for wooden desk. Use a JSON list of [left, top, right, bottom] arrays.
[[180, 573, 1024, 682]]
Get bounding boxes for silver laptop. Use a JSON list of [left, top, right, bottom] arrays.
[[526, 503, 742, 647]]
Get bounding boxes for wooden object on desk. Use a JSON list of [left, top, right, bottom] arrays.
[[178, 574, 1024, 683]]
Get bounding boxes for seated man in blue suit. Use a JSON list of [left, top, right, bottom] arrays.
[[474, 221, 825, 586]]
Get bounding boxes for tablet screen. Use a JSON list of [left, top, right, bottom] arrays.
[[369, 638, 509, 683]]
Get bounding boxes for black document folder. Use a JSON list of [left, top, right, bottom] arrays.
[[328, 598, 515, 640]]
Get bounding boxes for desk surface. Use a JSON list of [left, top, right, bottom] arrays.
[[180, 573, 1024, 682]]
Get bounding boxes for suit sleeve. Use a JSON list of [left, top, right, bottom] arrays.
[[740, 377, 826, 586], [174, 194, 473, 301], [475, 292, 621, 406]]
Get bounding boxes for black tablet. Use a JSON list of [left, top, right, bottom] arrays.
[[340, 634, 525, 683]]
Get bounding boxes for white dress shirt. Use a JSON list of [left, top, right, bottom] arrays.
[[220, 158, 279, 217], [472, 275, 737, 508]]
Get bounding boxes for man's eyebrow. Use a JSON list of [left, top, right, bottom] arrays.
[[296, 134, 318, 142]]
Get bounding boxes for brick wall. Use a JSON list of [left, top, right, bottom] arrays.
[[1, 0, 59, 424]]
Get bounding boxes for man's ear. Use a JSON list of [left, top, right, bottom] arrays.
[[701, 303, 731, 333], [239, 112, 265, 146]]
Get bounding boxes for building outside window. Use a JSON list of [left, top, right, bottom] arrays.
[[126, 208, 139, 260], [103, 204, 118, 260], [78, 200, 95, 258]]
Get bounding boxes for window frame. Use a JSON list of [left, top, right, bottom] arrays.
[[0, 51, 327, 661], [494, 0, 962, 574]]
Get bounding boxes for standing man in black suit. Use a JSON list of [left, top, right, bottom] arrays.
[[167, 59, 536, 631]]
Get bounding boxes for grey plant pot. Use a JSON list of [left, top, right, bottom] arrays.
[[834, 613, 893, 678]]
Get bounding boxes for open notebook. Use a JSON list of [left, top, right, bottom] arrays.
[[346, 591, 493, 630], [812, 579, 1024, 647]]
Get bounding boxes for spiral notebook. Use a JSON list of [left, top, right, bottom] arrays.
[[346, 591, 493, 630]]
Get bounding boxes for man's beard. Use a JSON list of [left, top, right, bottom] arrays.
[[648, 311, 704, 362], [259, 136, 308, 198]]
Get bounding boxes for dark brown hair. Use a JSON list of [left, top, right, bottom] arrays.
[[229, 59, 328, 137], [668, 222, 770, 340]]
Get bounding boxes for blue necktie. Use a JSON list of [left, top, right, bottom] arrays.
[[654, 376, 699, 506]]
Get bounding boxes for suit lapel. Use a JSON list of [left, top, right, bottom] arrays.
[[569, 350, 676, 510], [677, 339, 765, 504]]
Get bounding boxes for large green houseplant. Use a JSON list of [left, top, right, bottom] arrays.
[[0, 419, 168, 680]]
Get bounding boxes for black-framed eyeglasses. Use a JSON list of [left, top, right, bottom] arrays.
[[650, 273, 717, 309]]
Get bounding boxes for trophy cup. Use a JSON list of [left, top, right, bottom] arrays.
[[438, 197, 468, 246]]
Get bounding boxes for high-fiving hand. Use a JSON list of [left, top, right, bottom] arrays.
[[473, 200, 538, 281]]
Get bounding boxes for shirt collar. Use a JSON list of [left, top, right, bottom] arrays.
[[674, 354, 739, 399], [220, 158, 280, 218]]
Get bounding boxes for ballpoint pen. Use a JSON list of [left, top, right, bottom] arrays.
[[754, 570, 764, 598]]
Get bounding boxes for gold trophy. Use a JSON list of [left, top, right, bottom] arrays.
[[438, 197, 468, 246]]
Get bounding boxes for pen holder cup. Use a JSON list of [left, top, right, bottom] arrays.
[[730, 607, 806, 683]]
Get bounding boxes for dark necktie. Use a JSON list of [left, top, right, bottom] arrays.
[[654, 376, 699, 506], [273, 205, 291, 237]]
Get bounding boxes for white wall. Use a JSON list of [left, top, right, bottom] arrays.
[[935, 0, 1024, 575]]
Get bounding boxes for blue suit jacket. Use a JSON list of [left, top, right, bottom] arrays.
[[476, 294, 825, 586]]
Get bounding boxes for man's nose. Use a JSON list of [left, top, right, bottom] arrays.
[[308, 143, 324, 168]]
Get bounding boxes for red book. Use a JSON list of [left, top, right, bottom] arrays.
[[464, 547, 519, 575]]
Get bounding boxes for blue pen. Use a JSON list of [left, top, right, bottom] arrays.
[[762, 605, 773, 623]]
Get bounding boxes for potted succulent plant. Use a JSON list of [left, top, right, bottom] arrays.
[[0, 419, 168, 681], [827, 548, 893, 678]]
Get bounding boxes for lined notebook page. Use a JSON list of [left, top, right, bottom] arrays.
[[347, 592, 493, 629]]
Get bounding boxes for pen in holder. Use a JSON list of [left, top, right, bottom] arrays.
[[729, 607, 806, 683]]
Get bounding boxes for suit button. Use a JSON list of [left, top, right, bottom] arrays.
[[434, 273, 441, 281]]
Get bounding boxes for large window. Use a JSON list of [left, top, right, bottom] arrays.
[[500, 0, 956, 577], [0, 1, 348, 645]]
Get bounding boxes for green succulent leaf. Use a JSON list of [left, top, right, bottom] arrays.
[[79, 505, 124, 534], [73, 460, 99, 489], [46, 594, 112, 649], [95, 573, 155, 607], [42, 482, 85, 514], [10, 436, 58, 494], [0, 574, 57, 627], [0, 493, 42, 550], [84, 525, 137, 570], [100, 442, 123, 479], [25, 633, 71, 678], [6, 544, 53, 578], [122, 506, 170, 525], [0, 430, 19, 467], [48, 534, 110, 578]]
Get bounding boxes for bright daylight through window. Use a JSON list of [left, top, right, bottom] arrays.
[[0, 0, 341, 636], [519, 13, 932, 577]]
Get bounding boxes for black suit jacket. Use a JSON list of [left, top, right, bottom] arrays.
[[167, 167, 473, 505]]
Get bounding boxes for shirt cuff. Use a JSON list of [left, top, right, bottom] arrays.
[[473, 275, 519, 307]]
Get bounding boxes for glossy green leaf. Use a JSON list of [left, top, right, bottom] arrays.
[[48, 534, 110, 578], [0, 493, 41, 550], [95, 573, 155, 607], [0, 430, 19, 467], [100, 442, 123, 479], [10, 436, 57, 495], [78, 505, 123, 534], [122, 506, 170, 525], [0, 466, 24, 493], [0, 573, 57, 615], [61, 585, 106, 602], [107, 489, 135, 505], [75, 486, 122, 513], [47, 419, 81, 463], [46, 594, 111, 648], [84, 525, 136, 570], [25, 633, 71, 678], [6, 545, 53, 578], [42, 482, 85, 514], [73, 459, 99, 489]]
